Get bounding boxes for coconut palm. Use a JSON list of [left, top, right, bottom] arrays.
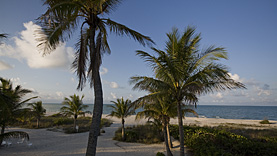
[[108, 97, 135, 141], [28, 101, 46, 128], [60, 94, 90, 132], [131, 26, 246, 156], [0, 78, 37, 134], [136, 95, 175, 156], [0, 77, 37, 145], [37, 1, 153, 155]]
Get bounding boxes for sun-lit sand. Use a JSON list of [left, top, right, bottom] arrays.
[[0, 115, 276, 156]]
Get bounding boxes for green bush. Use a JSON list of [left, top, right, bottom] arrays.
[[156, 152, 165, 156], [113, 124, 163, 144], [53, 117, 73, 125], [170, 125, 277, 156], [260, 119, 270, 124]]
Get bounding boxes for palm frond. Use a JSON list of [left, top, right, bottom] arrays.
[[104, 18, 154, 46]]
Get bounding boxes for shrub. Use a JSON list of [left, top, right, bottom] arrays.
[[170, 125, 277, 156], [156, 152, 165, 156], [53, 117, 73, 125], [113, 124, 163, 144], [260, 119, 270, 124]]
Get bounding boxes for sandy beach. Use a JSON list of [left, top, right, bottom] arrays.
[[0, 115, 276, 156]]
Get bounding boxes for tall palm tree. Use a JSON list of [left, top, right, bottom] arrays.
[[0, 77, 37, 145], [108, 97, 135, 141], [60, 94, 90, 132], [37, 1, 153, 155], [131, 26, 246, 156], [28, 101, 46, 128]]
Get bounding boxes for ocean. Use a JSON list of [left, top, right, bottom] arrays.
[[42, 103, 277, 121]]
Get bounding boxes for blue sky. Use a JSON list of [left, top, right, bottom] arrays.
[[0, 0, 276, 106]]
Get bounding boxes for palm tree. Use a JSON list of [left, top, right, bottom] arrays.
[[108, 97, 135, 141], [131, 26, 246, 156], [37, 1, 153, 155], [136, 95, 175, 156], [61, 94, 89, 132], [0, 77, 37, 145], [28, 101, 46, 128]]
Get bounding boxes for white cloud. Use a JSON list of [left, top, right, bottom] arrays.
[[111, 92, 117, 99], [0, 21, 74, 69], [228, 73, 242, 82], [0, 60, 12, 70], [100, 67, 108, 75], [56, 91, 64, 97], [110, 82, 119, 89], [255, 86, 271, 96], [71, 77, 75, 82], [210, 92, 223, 99], [103, 80, 120, 89]]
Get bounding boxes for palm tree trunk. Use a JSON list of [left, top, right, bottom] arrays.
[[0, 124, 5, 145], [163, 124, 173, 156], [86, 71, 103, 156], [166, 124, 172, 148], [37, 119, 39, 128], [1, 123, 5, 134], [74, 115, 77, 132], [122, 118, 125, 141], [177, 102, 185, 156]]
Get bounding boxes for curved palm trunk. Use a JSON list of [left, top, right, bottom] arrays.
[[121, 118, 125, 141], [177, 102, 185, 156], [163, 123, 173, 156], [86, 71, 103, 156], [166, 124, 172, 148]]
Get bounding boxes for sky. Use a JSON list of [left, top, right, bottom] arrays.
[[0, 0, 276, 106]]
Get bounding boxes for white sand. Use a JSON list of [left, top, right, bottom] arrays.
[[0, 115, 276, 156]]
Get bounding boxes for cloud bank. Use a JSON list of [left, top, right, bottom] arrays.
[[0, 21, 74, 69]]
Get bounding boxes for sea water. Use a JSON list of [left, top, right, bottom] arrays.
[[42, 103, 277, 121]]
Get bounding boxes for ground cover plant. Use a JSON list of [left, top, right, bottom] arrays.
[[170, 125, 277, 156], [11, 114, 112, 134]]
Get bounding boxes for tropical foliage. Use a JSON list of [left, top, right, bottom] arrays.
[[28, 101, 46, 128], [37, 1, 153, 154], [170, 125, 277, 156], [130, 26, 246, 156], [109, 97, 135, 140], [0, 77, 37, 144], [0, 78, 37, 133], [135, 95, 175, 156], [60, 94, 90, 132]]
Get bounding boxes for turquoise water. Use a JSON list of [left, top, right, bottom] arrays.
[[42, 103, 277, 121]]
